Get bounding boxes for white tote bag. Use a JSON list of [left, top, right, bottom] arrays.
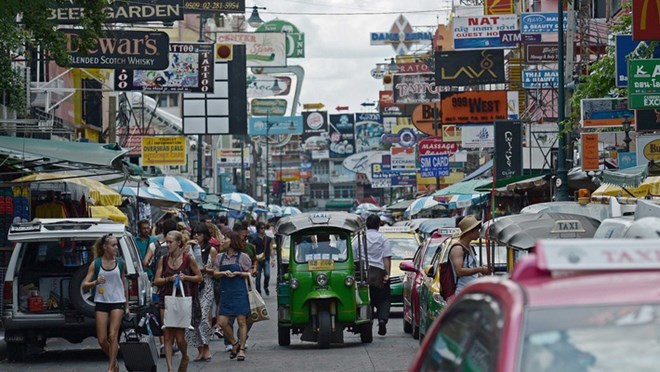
[[246, 276, 270, 323], [163, 278, 193, 329]]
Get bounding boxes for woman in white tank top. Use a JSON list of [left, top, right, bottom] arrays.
[[83, 234, 128, 372]]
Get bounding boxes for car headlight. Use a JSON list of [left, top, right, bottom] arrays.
[[290, 278, 299, 289], [316, 273, 328, 286], [344, 276, 354, 287]]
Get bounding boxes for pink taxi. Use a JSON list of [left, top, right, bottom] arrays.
[[410, 239, 660, 371]]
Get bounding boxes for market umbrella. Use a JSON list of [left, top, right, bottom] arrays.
[[114, 185, 188, 205], [355, 202, 382, 213], [148, 176, 206, 201], [269, 204, 283, 217], [221, 192, 257, 210], [281, 206, 301, 216], [12, 172, 122, 206], [404, 196, 442, 218]]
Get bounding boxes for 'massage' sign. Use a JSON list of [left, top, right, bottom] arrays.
[[61, 30, 170, 70], [48, 0, 184, 24]]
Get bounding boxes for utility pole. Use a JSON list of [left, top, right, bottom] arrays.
[[555, 1, 569, 201]]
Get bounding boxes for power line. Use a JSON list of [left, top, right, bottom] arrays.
[[262, 9, 451, 16]]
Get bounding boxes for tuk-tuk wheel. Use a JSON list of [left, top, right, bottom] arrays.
[[278, 326, 291, 346], [360, 322, 373, 343], [318, 310, 332, 349]]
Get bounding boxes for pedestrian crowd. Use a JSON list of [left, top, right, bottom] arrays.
[[88, 214, 275, 372]]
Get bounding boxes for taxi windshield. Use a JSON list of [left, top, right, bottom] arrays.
[[520, 304, 660, 371], [389, 238, 418, 260], [294, 233, 349, 263]]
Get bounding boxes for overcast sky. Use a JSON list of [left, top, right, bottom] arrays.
[[255, 0, 452, 114]]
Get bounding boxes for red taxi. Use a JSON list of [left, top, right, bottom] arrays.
[[410, 239, 660, 371]]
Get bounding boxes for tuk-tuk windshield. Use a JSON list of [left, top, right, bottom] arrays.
[[294, 233, 349, 263]]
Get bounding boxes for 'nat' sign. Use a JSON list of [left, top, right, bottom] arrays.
[[60, 30, 170, 70]]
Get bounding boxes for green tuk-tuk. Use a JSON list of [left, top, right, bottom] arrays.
[[274, 212, 372, 348]]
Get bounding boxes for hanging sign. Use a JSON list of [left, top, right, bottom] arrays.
[[393, 74, 441, 104], [522, 70, 560, 89], [526, 43, 559, 63], [581, 133, 600, 171], [141, 136, 186, 166], [628, 59, 660, 109], [441, 90, 518, 124], [633, 0, 660, 41], [434, 49, 506, 86], [48, 0, 184, 24], [494, 120, 522, 180], [452, 15, 518, 50], [520, 12, 568, 34]]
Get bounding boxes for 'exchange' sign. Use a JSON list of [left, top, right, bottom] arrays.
[[628, 59, 660, 109]]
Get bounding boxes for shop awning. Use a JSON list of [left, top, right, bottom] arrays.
[[325, 199, 354, 211], [12, 172, 123, 206], [386, 199, 415, 211], [462, 159, 493, 182], [0, 136, 129, 170], [88, 205, 128, 225], [473, 174, 546, 193]]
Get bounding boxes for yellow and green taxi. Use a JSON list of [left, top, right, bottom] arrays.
[[379, 226, 422, 307]]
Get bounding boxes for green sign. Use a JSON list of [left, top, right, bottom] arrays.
[[256, 19, 305, 58], [628, 59, 660, 109]]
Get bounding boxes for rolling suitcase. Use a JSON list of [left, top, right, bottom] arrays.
[[120, 328, 158, 372]]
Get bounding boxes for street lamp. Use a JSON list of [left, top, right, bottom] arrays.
[[388, 57, 399, 73], [622, 118, 632, 152], [247, 5, 266, 28]]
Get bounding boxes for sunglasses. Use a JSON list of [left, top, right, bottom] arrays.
[[100, 233, 113, 245]]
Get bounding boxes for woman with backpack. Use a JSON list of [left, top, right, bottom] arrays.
[[82, 234, 128, 372], [154, 230, 203, 372], [449, 216, 491, 295]]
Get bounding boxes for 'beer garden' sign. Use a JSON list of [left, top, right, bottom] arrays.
[[628, 59, 660, 109]]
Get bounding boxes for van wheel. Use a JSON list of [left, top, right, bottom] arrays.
[[6, 341, 27, 362], [317, 310, 331, 349], [360, 322, 373, 343], [69, 262, 96, 318], [278, 325, 290, 346]]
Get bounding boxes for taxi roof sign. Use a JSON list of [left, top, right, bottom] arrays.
[[536, 239, 660, 271], [379, 226, 414, 233], [550, 220, 586, 234], [308, 213, 331, 224], [437, 227, 461, 236]]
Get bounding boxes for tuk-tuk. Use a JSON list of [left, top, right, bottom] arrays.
[[274, 212, 372, 348]]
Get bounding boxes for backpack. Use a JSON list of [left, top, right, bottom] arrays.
[[149, 239, 168, 276], [91, 257, 126, 298], [439, 244, 467, 301]]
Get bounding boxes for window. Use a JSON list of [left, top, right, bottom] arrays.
[[420, 294, 503, 372], [333, 185, 355, 199], [294, 233, 349, 263], [312, 162, 329, 176], [311, 184, 329, 199]]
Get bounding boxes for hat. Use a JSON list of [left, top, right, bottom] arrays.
[[458, 215, 481, 237]]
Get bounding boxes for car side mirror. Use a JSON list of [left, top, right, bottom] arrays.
[[399, 260, 415, 272], [283, 273, 290, 281], [424, 265, 435, 278]]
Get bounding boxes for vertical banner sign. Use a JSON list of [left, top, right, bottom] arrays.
[[484, 0, 514, 15], [581, 133, 600, 171], [115, 43, 214, 93], [355, 113, 385, 152], [182, 44, 247, 134], [633, 0, 660, 41], [494, 120, 522, 180], [328, 114, 356, 159], [302, 111, 329, 159], [434, 50, 506, 86]]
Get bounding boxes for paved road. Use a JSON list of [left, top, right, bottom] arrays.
[[0, 294, 418, 371]]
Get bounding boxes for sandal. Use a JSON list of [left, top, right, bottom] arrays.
[[229, 342, 240, 359], [237, 348, 246, 361]]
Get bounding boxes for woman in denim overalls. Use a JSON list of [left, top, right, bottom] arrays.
[[213, 231, 253, 361]]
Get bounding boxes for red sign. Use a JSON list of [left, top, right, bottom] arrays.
[[398, 62, 432, 74], [633, 0, 660, 41], [484, 0, 514, 15], [418, 137, 459, 156]]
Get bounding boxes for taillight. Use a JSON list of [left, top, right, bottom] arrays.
[[3, 281, 13, 305], [128, 278, 138, 299]]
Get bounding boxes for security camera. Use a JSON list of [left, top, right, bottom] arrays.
[[189, 140, 197, 151]]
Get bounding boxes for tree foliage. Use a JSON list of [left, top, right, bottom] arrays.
[[0, 0, 107, 116]]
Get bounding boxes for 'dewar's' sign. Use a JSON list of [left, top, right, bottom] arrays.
[[60, 30, 170, 70]]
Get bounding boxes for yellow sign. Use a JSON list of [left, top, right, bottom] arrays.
[[303, 103, 325, 110], [308, 259, 334, 271], [141, 136, 186, 166]]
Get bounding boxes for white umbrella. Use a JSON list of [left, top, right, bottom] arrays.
[[148, 176, 206, 200], [221, 192, 257, 210], [281, 206, 301, 216], [404, 196, 440, 217], [355, 202, 382, 213], [114, 185, 188, 204]]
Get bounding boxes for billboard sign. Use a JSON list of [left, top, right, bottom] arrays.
[[520, 12, 568, 34], [216, 32, 286, 67], [217, 148, 251, 168], [141, 136, 186, 166], [48, 0, 184, 24], [637, 134, 660, 166], [461, 125, 495, 148], [522, 69, 560, 89], [328, 114, 356, 159], [60, 30, 170, 70], [302, 111, 329, 159], [115, 43, 213, 93], [633, 0, 660, 41], [355, 113, 385, 152], [434, 49, 505, 86], [255, 19, 305, 58], [452, 15, 518, 50], [494, 120, 522, 180], [418, 137, 459, 156], [580, 98, 635, 128], [393, 74, 441, 104], [247, 116, 303, 136], [615, 35, 660, 88], [420, 154, 450, 178], [628, 59, 660, 109], [441, 90, 519, 124]]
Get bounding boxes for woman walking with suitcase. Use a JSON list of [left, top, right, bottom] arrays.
[[82, 234, 128, 372], [214, 231, 253, 362], [154, 231, 203, 372]]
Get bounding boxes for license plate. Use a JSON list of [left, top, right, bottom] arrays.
[[308, 259, 334, 271]]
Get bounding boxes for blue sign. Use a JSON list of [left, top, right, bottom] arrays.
[[391, 174, 417, 187], [248, 115, 303, 136], [617, 151, 637, 170], [614, 35, 660, 88], [521, 12, 568, 34], [522, 70, 559, 89], [419, 154, 450, 178]]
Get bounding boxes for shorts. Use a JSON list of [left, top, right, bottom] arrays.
[[95, 302, 125, 313]]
